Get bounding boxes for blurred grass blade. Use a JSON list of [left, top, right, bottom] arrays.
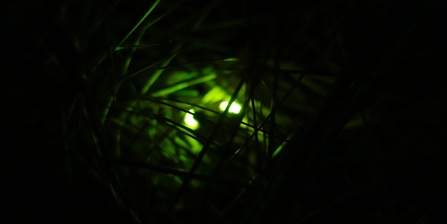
[[141, 44, 183, 94], [152, 74, 217, 97], [114, 0, 161, 51]]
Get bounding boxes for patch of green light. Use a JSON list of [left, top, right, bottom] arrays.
[[223, 58, 239, 62], [166, 71, 197, 85], [202, 86, 228, 104], [219, 101, 242, 114], [273, 134, 294, 158], [152, 74, 216, 97], [173, 175, 183, 184], [186, 135, 202, 154], [184, 109, 199, 130], [173, 136, 189, 149], [343, 117, 363, 130]]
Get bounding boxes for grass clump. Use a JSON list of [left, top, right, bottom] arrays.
[[2, 0, 446, 223]]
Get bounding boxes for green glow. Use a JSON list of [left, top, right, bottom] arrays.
[[184, 109, 199, 130], [202, 86, 228, 104], [223, 58, 239, 62], [152, 73, 216, 97], [185, 135, 202, 154], [114, 0, 161, 51], [219, 101, 242, 114], [343, 117, 363, 130]]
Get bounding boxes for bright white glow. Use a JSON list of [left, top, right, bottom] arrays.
[[219, 101, 241, 114], [184, 109, 199, 130]]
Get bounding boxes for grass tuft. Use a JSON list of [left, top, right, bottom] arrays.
[[2, 0, 446, 223]]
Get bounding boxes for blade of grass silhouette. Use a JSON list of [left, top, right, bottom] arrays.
[[114, 41, 173, 51], [114, 57, 243, 84], [230, 0, 350, 164], [168, 77, 246, 215], [140, 0, 216, 95], [119, 4, 181, 76], [140, 95, 293, 146], [295, 186, 373, 224], [243, 1, 431, 220], [151, 73, 217, 97], [115, 158, 254, 189], [196, 94, 252, 210], [240, 7, 354, 224], [248, 78, 261, 153], [122, 108, 224, 155], [114, 0, 160, 52], [79, 89, 139, 222], [103, 2, 178, 125], [267, 54, 280, 161], [141, 44, 183, 95], [219, 132, 294, 220]]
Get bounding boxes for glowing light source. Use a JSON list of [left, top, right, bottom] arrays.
[[184, 109, 199, 130], [219, 101, 242, 114]]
